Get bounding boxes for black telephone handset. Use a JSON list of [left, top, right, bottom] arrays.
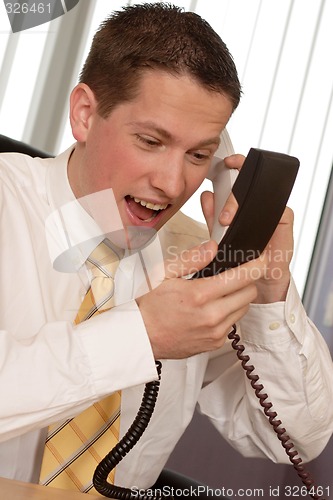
[[93, 133, 324, 500], [195, 130, 300, 277]]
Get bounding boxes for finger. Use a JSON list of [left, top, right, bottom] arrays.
[[279, 206, 294, 225], [224, 153, 245, 170], [200, 190, 214, 233], [216, 154, 244, 227], [164, 240, 217, 279], [265, 206, 294, 250], [212, 285, 257, 329], [201, 189, 237, 235], [197, 256, 267, 302], [219, 191, 238, 226]]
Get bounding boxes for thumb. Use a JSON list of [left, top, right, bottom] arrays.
[[165, 240, 217, 279]]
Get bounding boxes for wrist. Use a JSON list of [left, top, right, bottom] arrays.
[[254, 273, 291, 304]]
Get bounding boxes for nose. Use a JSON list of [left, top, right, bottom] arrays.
[[151, 152, 186, 199]]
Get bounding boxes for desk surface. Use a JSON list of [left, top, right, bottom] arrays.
[[0, 477, 102, 499]]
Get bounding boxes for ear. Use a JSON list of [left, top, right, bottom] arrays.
[[69, 83, 97, 143]]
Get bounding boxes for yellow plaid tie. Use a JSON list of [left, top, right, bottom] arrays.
[[39, 240, 121, 495]]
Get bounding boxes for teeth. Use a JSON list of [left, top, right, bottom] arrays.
[[130, 196, 168, 211]]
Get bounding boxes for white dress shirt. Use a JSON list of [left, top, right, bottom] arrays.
[[0, 148, 332, 490]]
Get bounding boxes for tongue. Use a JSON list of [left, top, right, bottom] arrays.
[[126, 197, 155, 221]]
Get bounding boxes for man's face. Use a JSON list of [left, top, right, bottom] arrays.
[[68, 71, 233, 233]]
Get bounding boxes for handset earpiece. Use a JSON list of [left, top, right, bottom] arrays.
[[206, 129, 238, 243]]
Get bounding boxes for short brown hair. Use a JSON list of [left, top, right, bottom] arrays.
[[79, 2, 241, 117]]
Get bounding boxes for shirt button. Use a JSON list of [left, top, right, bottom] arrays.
[[269, 321, 280, 330], [290, 313, 296, 324]]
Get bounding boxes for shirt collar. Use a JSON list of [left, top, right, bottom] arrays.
[[46, 145, 76, 211]]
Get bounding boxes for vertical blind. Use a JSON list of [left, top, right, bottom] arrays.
[[0, 0, 332, 294]]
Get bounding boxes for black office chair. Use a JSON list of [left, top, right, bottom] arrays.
[[0, 134, 52, 158], [0, 133, 229, 499]]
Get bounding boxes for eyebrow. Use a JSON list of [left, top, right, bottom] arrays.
[[128, 120, 221, 149]]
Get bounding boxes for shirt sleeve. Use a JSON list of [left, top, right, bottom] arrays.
[[0, 163, 159, 444], [198, 278, 333, 464], [0, 301, 157, 443]]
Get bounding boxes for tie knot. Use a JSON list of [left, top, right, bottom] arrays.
[[87, 241, 120, 276], [86, 240, 121, 311]]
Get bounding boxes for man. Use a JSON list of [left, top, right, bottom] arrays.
[[0, 3, 332, 497]]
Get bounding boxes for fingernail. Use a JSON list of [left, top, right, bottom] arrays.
[[199, 240, 211, 253], [220, 210, 230, 223]]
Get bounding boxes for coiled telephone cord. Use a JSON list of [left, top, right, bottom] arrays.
[[93, 360, 165, 500], [93, 327, 325, 500], [227, 324, 325, 500]]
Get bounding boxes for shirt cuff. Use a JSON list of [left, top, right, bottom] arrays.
[[238, 277, 306, 349], [75, 300, 157, 396]]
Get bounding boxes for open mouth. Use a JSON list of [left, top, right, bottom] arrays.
[[125, 195, 169, 223]]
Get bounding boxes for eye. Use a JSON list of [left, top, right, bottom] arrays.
[[193, 152, 209, 160], [187, 150, 212, 165], [136, 134, 161, 148]]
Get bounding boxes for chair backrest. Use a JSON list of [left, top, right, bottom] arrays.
[[0, 134, 52, 158]]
